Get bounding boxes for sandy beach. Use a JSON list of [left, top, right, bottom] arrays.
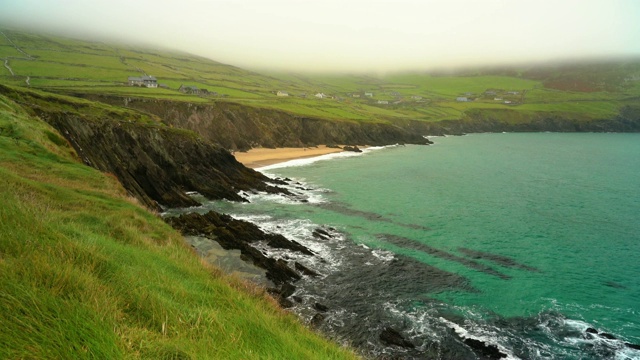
[[233, 146, 347, 168]]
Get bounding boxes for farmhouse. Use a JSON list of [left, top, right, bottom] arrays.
[[178, 84, 212, 95], [456, 97, 469, 102], [377, 100, 389, 105], [128, 75, 158, 88], [315, 93, 328, 99], [364, 92, 373, 97], [277, 91, 289, 97]]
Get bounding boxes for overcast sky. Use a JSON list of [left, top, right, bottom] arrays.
[[2, 0, 639, 73]]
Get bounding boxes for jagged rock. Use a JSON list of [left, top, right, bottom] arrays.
[[626, 343, 640, 350], [294, 262, 320, 277], [310, 313, 325, 327], [599, 333, 617, 340], [21, 102, 289, 211], [165, 211, 304, 285], [280, 283, 296, 298], [314, 303, 329, 312], [278, 297, 294, 308], [463, 338, 507, 359], [379, 327, 415, 349], [312, 228, 331, 240], [267, 234, 314, 255], [343, 145, 362, 153], [586, 327, 598, 334], [292, 296, 303, 303]]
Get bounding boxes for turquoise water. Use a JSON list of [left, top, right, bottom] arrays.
[[208, 133, 640, 359]]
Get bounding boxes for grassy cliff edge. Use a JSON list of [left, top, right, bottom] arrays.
[[0, 93, 357, 358]]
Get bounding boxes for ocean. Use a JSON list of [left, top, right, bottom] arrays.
[[177, 133, 640, 359]]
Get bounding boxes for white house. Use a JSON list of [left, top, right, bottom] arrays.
[[456, 97, 468, 102], [315, 93, 328, 99], [364, 92, 373, 97], [277, 91, 289, 97], [128, 75, 158, 88], [377, 100, 389, 105]]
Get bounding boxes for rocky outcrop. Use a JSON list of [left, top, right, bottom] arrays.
[[76, 95, 640, 153], [407, 105, 640, 136], [165, 210, 316, 285], [41, 112, 284, 211], [76, 95, 432, 150], [1, 84, 288, 212], [379, 327, 415, 349]]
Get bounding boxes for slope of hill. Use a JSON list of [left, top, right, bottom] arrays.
[[0, 89, 358, 359], [2, 28, 640, 128]]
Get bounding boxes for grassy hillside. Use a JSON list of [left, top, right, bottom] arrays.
[[0, 93, 357, 358], [2, 28, 639, 124]]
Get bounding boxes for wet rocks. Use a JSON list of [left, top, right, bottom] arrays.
[[294, 262, 320, 277], [165, 210, 311, 285], [312, 228, 332, 240], [342, 145, 362, 153], [462, 338, 507, 359], [310, 313, 326, 327], [313, 302, 329, 312], [379, 327, 415, 349]]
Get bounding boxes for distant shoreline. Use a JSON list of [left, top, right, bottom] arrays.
[[233, 145, 347, 168]]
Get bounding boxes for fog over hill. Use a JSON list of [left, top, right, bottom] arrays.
[[1, 0, 639, 73]]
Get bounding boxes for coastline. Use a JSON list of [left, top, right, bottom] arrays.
[[234, 145, 349, 168]]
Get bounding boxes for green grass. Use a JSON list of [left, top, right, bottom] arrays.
[[0, 45, 24, 58], [0, 93, 358, 359], [2, 27, 639, 126]]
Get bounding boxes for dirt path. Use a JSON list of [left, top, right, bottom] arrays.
[[3, 58, 15, 76], [1, 31, 33, 59]]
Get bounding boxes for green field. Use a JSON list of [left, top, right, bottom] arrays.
[[2, 28, 640, 123]]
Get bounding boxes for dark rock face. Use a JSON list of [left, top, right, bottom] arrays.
[[77, 96, 432, 150], [462, 338, 507, 359], [37, 113, 280, 211], [294, 261, 320, 277], [408, 105, 640, 136], [310, 313, 326, 327], [379, 327, 415, 349], [313, 302, 329, 312], [342, 145, 362, 153], [165, 211, 312, 285]]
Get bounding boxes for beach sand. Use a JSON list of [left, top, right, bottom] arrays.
[[233, 146, 346, 168]]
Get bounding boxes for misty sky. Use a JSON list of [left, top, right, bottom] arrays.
[[2, 0, 639, 72]]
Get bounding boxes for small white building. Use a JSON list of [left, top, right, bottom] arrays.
[[277, 91, 289, 97], [456, 97, 468, 102], [128, 75, 158, 88], [377, 100, 389, 105], [364, 92, 373, 97], [315, 93, 328, 99]]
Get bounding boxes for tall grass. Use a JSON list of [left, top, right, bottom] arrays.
[[0, 94, 358, 359]]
